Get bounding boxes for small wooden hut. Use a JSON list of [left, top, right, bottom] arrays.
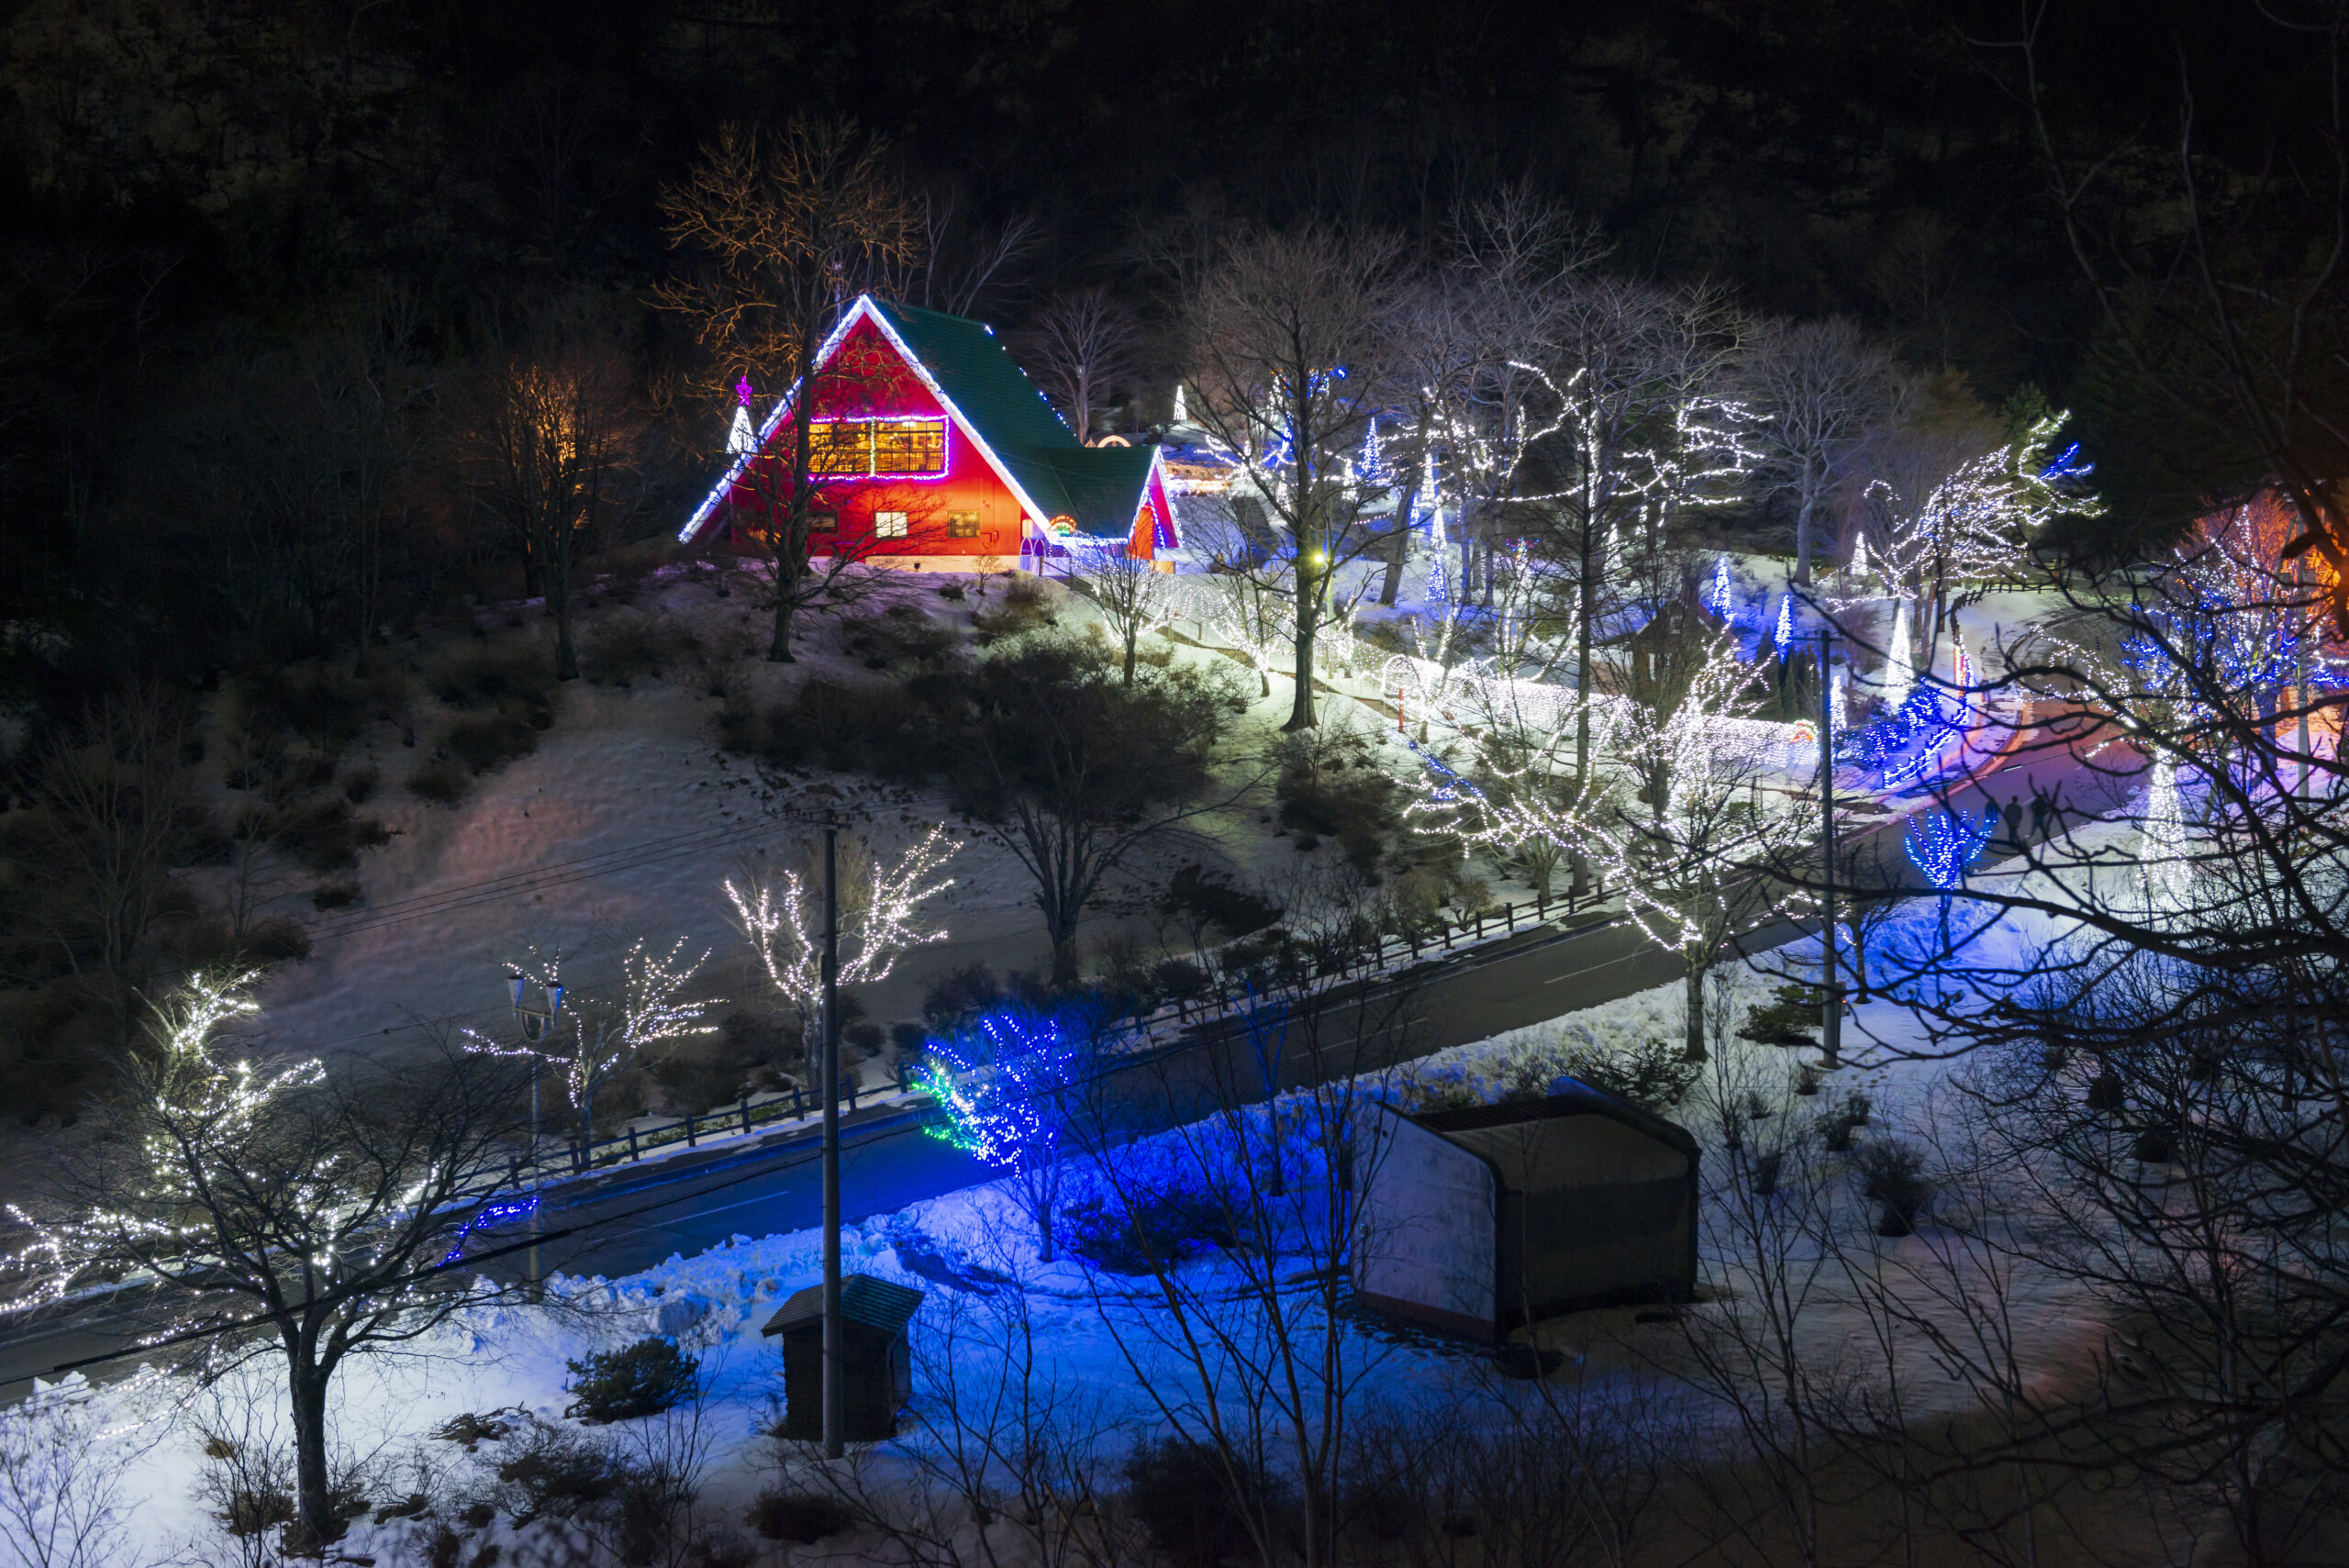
[[762, 1273, 925, 1441], [1354, 1078, 1699, 1340]]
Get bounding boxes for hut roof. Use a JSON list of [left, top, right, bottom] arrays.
[[1408, 1078, 1698, 1192], [761, 1273, 925, 1339]]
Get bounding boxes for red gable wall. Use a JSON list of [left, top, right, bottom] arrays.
[[721, 317, 1030, 561]]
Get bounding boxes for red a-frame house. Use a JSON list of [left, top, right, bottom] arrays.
[[676, 295, 1180, 572]]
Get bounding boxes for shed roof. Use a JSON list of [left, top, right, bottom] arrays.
[[1409, 1079, 1698, 1192], [760, 1273, 925, 1339]]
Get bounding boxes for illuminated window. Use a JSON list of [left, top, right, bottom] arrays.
[[808, 423, 870, 475], [871, 419, 946, 473], [805, 417, 947, 476], [874, 511, 909, 539], [946, 511, 980, 539]]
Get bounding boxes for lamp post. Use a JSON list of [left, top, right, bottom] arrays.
[[507, 966, 563, 1296], [1818, 628, 1842, 1070], [821, 823, 844, 1460]]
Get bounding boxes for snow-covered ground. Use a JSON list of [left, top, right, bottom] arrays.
[[4, 880, 2112, 1568]]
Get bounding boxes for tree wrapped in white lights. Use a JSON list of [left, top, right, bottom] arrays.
[[727, 825, 960, 1062], [4, 973, 537, 1549], [1426, 628, 1812, 1058], [478, 938, 720, 1144], [1853, 411, 2096, 648], [2138, 751, 2195, 916]]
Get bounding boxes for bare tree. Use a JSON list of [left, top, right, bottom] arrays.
[[948, 638, 1248, 984], [1744, 315, 1898, 584], [1072, 541, 1174, 684], [0, 1384, 159, 1568], [3, 974, 539, 1549], [1019, 285, 1142, 445], [2, 691, 205, 1059], [1185, 223, 1408, 729], [454, 302, 645, 682], [655, 119, 920, 662], [475, 938, 719, 1147]]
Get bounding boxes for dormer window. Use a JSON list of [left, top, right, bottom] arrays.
[[808, 417, 948, 476]]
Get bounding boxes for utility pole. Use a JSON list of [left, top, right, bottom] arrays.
[[507, 967, 562, 1297], [821, 823, 844, 1460], [1819, 627, 1842, 1070]]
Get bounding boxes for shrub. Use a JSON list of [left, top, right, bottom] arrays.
[[1751, 1149, 1786, 1196], [1061, 1183, 1234, 1274], [430, 644, 552, 713], [1795, 1064, 1822, 1095], [564, 1337, 700, 1424], [745, 1490, 857, 1543], [1547, 1037, 1701, 1113], [284, 796, 389, 872], [238, 916, 313, 963], [493, 1420, 618, 1522], [407, 757, 471, 804], [584, 610, 701, 687], [1274, 725, 1398, 872], [1854, 1140, 1932, 1236], [841, 605, 957, 667], [888, 1020, 928, 1053], [921, 962, 1007, 1026], [2132, 1124, 2177, 1163], [2086, 1067, 2125, 1111], [443, 713, 539, 775], [1123, 1438, 1288, 1568], [971, 575, 1056, 643], [844, 1021, 885, 1053], [1161, 863, 1280, 940], [1739, 982, 1826, 1044]]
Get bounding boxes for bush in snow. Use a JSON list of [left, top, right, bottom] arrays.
[[744, 1488, 858, 1543], [564, 1338, 701, 1425], [1059, 1181, 1233, 1274], [1123, 1437, 1292, 1568], [1854, 1139, 1933, 1236]]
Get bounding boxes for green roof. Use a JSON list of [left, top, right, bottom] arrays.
[[869, 298, 1157, 539]]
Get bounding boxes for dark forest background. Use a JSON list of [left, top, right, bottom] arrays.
[[0, 0, 2302, 707]]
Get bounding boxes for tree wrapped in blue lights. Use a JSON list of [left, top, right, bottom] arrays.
[[1843, 681, 1958, 773], [910, 1006, 1095, 1262], [1906, 805, 1997, 890]]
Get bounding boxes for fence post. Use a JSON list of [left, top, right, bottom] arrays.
[[627, 1126, 640, 1162], [572, 1141, 584, 1175], [1539, 889, 1548, 921], [793, 1084, 805, 1116], [848, 1077, 860, 1110], [1505, 902, 1514, 929], [685, 1113, 696, 1149], [740, 1095, 752, 1136], [1444, 920, 1453, 950]]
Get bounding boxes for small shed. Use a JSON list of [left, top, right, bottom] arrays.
[[1354, 1078, 1699, 1340], [761, 1273, 925, 1441]]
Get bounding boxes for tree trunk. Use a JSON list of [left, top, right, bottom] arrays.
[[1122, 626, 1138, 685], [1286, 611, 1317, 730], [1684, 962, 1708, 1061], [1034, 1200, 1055, 1262], [1793, 485, 1817, 586], [289, 1358, 338, 1546], [769, 551, 800, 662], [553, 590, 579, 682], [1379, 480, 1419, 606]]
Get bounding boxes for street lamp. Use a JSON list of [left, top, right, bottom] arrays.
[[1818, 628, 1843, 1070], [507, 967, 562, 1294]]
